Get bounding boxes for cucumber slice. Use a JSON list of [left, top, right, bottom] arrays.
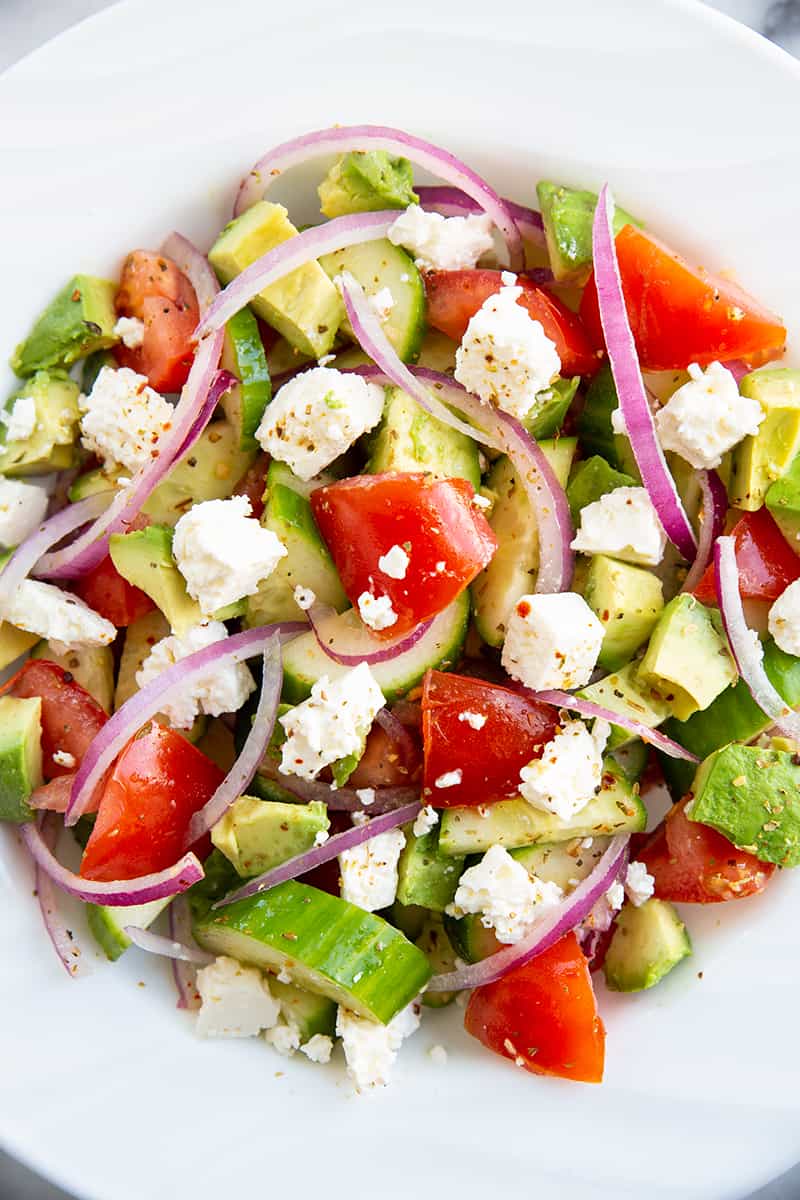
[[193, 881, 432, 1024], [604, 899, 692, 992], [87, 898, 171, 962], [281, 592, 470, 704], [269, 977, 337, 1041], [444, 912, 500, 964], [221, 307, 271, 451], [367, 385, 480, 486], [319, 240, 425, 362], [510, 836, 612, 891]]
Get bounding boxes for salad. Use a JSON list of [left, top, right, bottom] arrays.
[[2, 124, 797, 1091]]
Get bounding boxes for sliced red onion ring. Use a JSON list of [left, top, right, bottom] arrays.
[[592, 185, 696, 561], [234, 124, 524, 270], [532, 690, 700, 761], [681, 470, 728, 595], [185, 636, 283, 846], [160, 231, 220, 312], [168, 896, 202, 1010], [416, 185, 544, 248], [20, 820, 203, 906], [714, 536, 800, 741], [256, 757, 418, 813], [124, 925, 213, 965], [33, 813, 88, 977], [427, 834, 630, 991], [0, 492, 111, 607], [214, 800, 421, 908], [308, 602, 434, 667], [65, 622, 305, 826]]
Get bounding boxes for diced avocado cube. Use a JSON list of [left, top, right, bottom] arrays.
[[577, 364, 640, 479], [220, 306, 271, 452], [318, 151, 417, 218], [87, 898, 171, 962], [396, 828, 464, 913], [81, 348, 117, 395], [536, 182, 639, 285], [728, 368, 800, 512], [389, 901, 428, 942], [68, 465, 122, 503], [637, 594, 736, 722], [0, 695, 43, 822], [269, 977, 337, 1041], [0, 623, 39, 673], [113, 609, 169, 710], [578, 662, 672, 751], [0, 371, 81, 476], [143, 419, 256, 527], [766, 451, 800, 552], [367, 384, 480, 486], [30, 641, 114, 713], [604, 899, 691, 992], [688, 742, 800, 867], [566, 455, 636, 525], [11, 275, 118, 376], [523, 376, 580, 440], [209, 201, 343, 358], [416, 917, 459, 1009], [579, 554, 664, 672], [444, 912, 501, 964], [211, 796, 330, 877]]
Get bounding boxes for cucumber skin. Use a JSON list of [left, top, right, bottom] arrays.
[[222, 307, 271, 452]]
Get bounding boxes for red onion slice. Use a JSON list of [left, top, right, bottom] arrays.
[[714, 536, 800, 741], [256, 758, 418, 813], [168, 896, 202, 1010], [427, 834, 630, 991], [0, 492, 112, 605], [33, 813, 88, 977], [532, 689, 699, 761], [160, 231, 220, 312], [233, 124, 524, 270], [124, 925, 213, 965], [681, 470, 728, 595], [592, 185, 696, 561], [214, 800, 421, 908], [308, 602, 434, 667], [416, 185, 545, 248]]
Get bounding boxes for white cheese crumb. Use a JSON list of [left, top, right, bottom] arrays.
[[625, 860, 655, 907], [519, 718, 610, 822], [446, 844, 563, 944], [276, 967, 293, 984], [434, 769, 463, 789], [500, 271, 518, 286], [79, 366, 174, 474], [339, 826, 406, 912], [369, 286, 395, 322], [300, 1033, 334, 1064], [571, 486, 667, 566], [356, 788, 376, 806], [52, 750, 76, 769], [458, 710, 487, 730], [412, 805, 440, 838], [655, 362, 764, 469], [1, 394, 37, 442], [264, 1021, 301, 1057], [606, 880, 625, 911], [0, 477, 49, 548], [337, 1001, 420, 1090], [136, 620, 255, 730], [377, 544, 410, 580], [293, 585, 317, 612], [113, 315, 146, 349], [429, 1044, 448, 1066], [768, 578, 800, 657], [472, 493, 491, 510], [501, 592, 603, 691], [358, 590, 398, 630], [388, 204, 494, 271], [196, 956, 280, 1038], [1, 580, 115, 649], [279, 662, 385, 781], [314, 829, 330, 847]]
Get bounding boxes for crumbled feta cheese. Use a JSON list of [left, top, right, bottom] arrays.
[[580, 837, 594, 849], [412, 805, 439, 838], [135, 620, 255, 729], [519, 718, 610, 821], [501, 591, 603, 691], [256, 367, 385, 481], [377, 544, 410, 580], [279, 662, 385, 781], [1, 394, 37, 442], [655, 362, 764, 469], [606, 880, 625, 911], [500, 271, 518, 287], [453, 285, 561, 420], [429, 1044, 448, 1066], [1, 580, 115, 649], [264, 1021, 301, 1057], [276, 967, 293, 985], [356, 787, 376, 806], [388, 204, 494, 271], [196, 956, 280, 1037], [79, 366, 173, 474], [369, 286, 395, 322], [446, 844, 562, 944], [112, 315, 146, 349], [337, 1001, 420, 1089], [0, 477, 48, 548], [768, 579, 800, 657], [610, 405, 627, 437], [351, 810, 370, 827], [571, 486, 666, 566], [173, 495, 287, 615], [314, 829, 330, 847], [472, 493, 491, 510], [625, 860, 655, 907], [357, 590, 398, 630], [52, 750, 76, 769], [458, 710, 487, 730], [435, 769, 462, 789], [339, 825, 406, 911], [300, 1034, 334, 1064], [293, 585, 316, 612]]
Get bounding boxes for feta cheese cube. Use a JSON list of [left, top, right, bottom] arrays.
[[339, 825, 406, 912], [388, 204, 494, 271], [377, 543, 410, 580], [625, 860, 655, 907], [264, 1021, 301, 1057], [519, 718, 610, 821], [196, 956, 280, 1037], [655, 362, 764, 469], [173, 495, 287, 615], [136, 620, 255, 730], [255, 367, 385, 481], [279, 662, 385, 781], [336, 1000, 421, 1090], [453, 285, 561, 420], [369, 286, 396, 322], [112, 315, 146, 349], [429, 1044, 448, 1066], [356, 787, 376, 807], [357, 590, 398, 630], [79, 366, 174, 475], [1, 580, 115, 650], [0, 477, 48, 548], [571, 486, 666, 567], [300, 1033, 334, 1064], [501, 591, 603, 691], [293, 585, 317, 611], [446, 844, 562, 944], [1, 394, 37, 442], [768, 579, 800, 657], [412, 805, 439, 838], [458, 710, 487, 730], [434, 769, 462, 789], [52, 750, 76, 769]]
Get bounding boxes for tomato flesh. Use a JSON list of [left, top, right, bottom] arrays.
[[464, 932, 605, 1083], [73, 554, 154, 628], [311, 473, 497, 639], [115, 250, 199, 393], [421, 670, 559, 807], [579, 224, 786, 371], [693, 507, 800, 606], [233, 453, 271, 522], [0, 660, 107, 782]]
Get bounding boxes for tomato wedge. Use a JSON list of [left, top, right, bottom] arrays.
[[73, 554, 155, 628], [421, 670, 559, 807], [233, 453, 270, 522], [311, 473, 497, 639], [639, 797, 774, 903], [0, 660, 107, 782], [115, 249, 200, 393], [424, 269, 601, 378], [579, 224, 786, 371], [464, 932, 605, 1083], [692, 507, 800, 606], [80, 722, 223, 881]]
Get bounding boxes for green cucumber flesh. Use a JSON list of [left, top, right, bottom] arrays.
[[319, 240, 425, 362], [221, 307, 271, 451], [87, 898, 171, 962], [510, 835, 612, 891], [269, 977, 337, 1040]]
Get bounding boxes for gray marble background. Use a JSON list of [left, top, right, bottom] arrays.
[[1, 0, 800, 1197]]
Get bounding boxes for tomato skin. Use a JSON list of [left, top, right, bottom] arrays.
[[0, 660, 107, 782], [311, 473, 497, 639], [639, 797, 774, 903], [421, 670, 559, 807], [73, 555, 154, 628], [115, 250, 199, 393], [347, 721, 422, 789], [233, 453, 270, 522], [80, 722, 223, 881], [693, 508, 800, 606], [424, 269, 601, 377], [464, 932, 605, 1083], [579, 224, 786, 371]]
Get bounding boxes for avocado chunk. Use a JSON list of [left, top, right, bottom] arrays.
[[11, 275, 118, 377], [81, 348, 117, 395], [268, 977, 337, 1040], [0, 695, 43, 822], [637, 594, 736, 722], [209, 202, 343, 358], [688, 742, 800, 867], [579, 661, 672, 751], [579, 555, 664, 672], [765, 450, 800, 552], [144, 419, 256, 526], [113, 609, 169, 709], [566, 456, 636, 525], [367, 384, 480, 486], [220, 306, 271, 452], [523, 377, 580, 440], [0, 623, 39, 673], [416, 917, 459, 1008], [30, 641, 114, 713], [727, 369, 800, 511], [211, 796, 330, 877], [396, 828, 464, 912], [319, 151, 417, 218], [444, 912, 501, 964], [0, 371, 80, 476], [87, 898, 171, 962], [577, 364, 640, 479], [536, 182, 639, 285], [604, 899, 691, 992]]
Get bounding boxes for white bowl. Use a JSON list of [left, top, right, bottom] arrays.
[[2, 2, 799, 1197]]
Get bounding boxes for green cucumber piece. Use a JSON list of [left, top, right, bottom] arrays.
[[319, 240, 425, 362], [221, 307, 271, 451], [366, 385, 481, 486], [510, 835, 612, 891], [269, 977, 337, 1041], [604, 899, 691, 992], [87, 898, 171, 962], [523, 376, 580, 440], [444, 912, 500, 964]]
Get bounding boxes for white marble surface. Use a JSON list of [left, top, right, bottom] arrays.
[[0, 1, 799, 1198]]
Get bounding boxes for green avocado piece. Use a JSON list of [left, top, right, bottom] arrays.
[[87, 898, 171, 962], [209, 201, 343, 358], [0, 371, 81, 476], [577, 364, 640, 480], [0, 695, 43, 822], [578, 554, 664, 672], [396, 827, 464, 913], [636, 594, 736, 722], [604, 899, 692, 992], [211, 796, 330, 877], [367, 384, 479, 486], [536, 182, 639, 285], [81, 348, 117, 395], [766, 450, 800, 552], [566, 456, 636, 525], [389, 901, 428, 942], [319, 151, 417, 218], [416, 917, 459, 1009], [113, 609, 169, 710], [144, 419, 256, 527], [523, 377, 580, 440], [687, 742, 800, 867], [30, 641, 114, 713], [0, 623, 39, 672], [11, 275, 118, 377], [444, 912, 501, 964], [268, 977, 337, 1041], [221, 307, 271, 451], [728, 369, 800, 512]]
